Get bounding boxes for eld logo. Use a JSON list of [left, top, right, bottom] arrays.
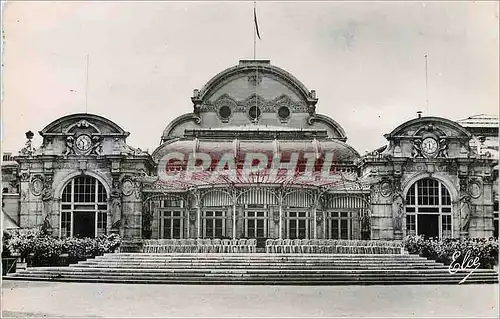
[[448, 250, 480, 284]]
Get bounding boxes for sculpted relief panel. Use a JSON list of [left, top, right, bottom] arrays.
[[200, 94, 308, 115]]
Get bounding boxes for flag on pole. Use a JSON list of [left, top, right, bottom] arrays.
[[254, 6, 261, 40]]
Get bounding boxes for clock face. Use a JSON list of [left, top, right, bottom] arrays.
[[75, 134, 92, 152], [421, 137, 438, 155]]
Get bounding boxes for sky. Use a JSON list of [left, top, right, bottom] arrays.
[[1, 1, 499, 155]]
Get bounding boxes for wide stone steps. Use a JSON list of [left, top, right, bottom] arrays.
[[5, 253, 498, 285]]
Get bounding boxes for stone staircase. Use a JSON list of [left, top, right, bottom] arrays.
[[5, 253, 498, 285]]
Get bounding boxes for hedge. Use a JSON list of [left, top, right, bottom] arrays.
[[403, 235, 498, 269], [4, 228, 121, 267]]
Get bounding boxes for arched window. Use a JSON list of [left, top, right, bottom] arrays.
[[405, 178, 452, 239], [60, 176, 108, 238]]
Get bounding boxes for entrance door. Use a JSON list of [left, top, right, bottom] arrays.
[[287, 211, 309, 239], [417, 214, 439, 239], [73, 212, 96, 238], [245, 211, 268, 238]]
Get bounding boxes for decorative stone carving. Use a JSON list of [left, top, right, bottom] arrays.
[[459, 194, 471, 232], [392, 181, 405, 231], [247, 71, 263, 86], [117, 140, 148, 156], [41, 214, 53, 235], [200, 94, 308, 114], [273, 211, 280, 223], [468, 180, 482, 199], [91, 136, 103, 155], [30, 176, 44, 196], [121, 178, 135, 196], [41, 182, 53, 201], [134, 181, 142, 200], [404, 163, 427, 173], [19, 131, 36, 156], [411, 139, 422, 158], [307, 104, 316, 117], [410, 124, 451, 159], [64, 136, 75, 157], [110, 177, 122, 231], [459, 142, 469, 157], [379, 180, 393, 197], [438, 138, 448, 158], [214, 96, 236, 122], [76, 119, 90, 128]]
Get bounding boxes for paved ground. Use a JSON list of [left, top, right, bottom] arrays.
[[1, 280, 498, 318]]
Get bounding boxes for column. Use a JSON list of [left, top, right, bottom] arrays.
[[186, 209, 190, 238], [279, 204, 283, 239], [232, 204, 236, 239], [197, 205, 201, 239], [313, 206, 317, 239]]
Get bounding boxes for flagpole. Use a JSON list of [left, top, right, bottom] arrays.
[[85, 54, 89, 114], [424, 53, 429, 116], [253, 1, 257, 124], [253, 1, 256, 60]]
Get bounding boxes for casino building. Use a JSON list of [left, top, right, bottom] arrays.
[[2, 60, 498, 244]]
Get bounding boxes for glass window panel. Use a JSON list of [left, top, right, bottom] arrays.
[[98, 183, 107, 202], [407, 179, 451, 238], [442, 215, 452, 238], [406, 215, 416, 236], [248, 219, 255, 238], [340, 220, 349, 239], [62, 183, 72, 203], [298, 220, 306, 239], [256, 220, 265, 237], [289, 220, 297, 239], [441, 185, 451, 205], [60, 176, 108, 239], [215, 219, 223, 238], [332, 220, 340, 239], [173, 219, 181, 239], [97, 212, 107, 236], [206, 219, 214, 238]]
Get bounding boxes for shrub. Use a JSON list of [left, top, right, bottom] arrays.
[[30, 236, 64, 267], [403, 235, 498, 269], [5, 227, 43, 261], [3, 228, 122, 266], [63, 234, 121, 260]]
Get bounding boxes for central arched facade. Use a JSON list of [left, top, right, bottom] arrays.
[[404, 178, 453, 239], [60, 176, 108, 238]]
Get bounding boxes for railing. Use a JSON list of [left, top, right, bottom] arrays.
[[140, 239, 403, 254], [265, 239, 404, 254], [142, 238, 257, 253]]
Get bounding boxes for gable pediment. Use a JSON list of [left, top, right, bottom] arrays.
[[382, 117, 472, 159]]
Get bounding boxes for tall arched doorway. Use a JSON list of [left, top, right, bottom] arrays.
[[405, 178, 452, 239], [60, 176, 108, 238]]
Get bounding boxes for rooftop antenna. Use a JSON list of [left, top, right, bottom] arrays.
[[85, 54, 89, 113], [424, 53, 429, 116]]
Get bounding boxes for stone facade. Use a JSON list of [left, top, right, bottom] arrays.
[[2, 60, 498, 241]]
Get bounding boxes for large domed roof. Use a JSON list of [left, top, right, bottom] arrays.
[[159, 60, 349, 143]]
